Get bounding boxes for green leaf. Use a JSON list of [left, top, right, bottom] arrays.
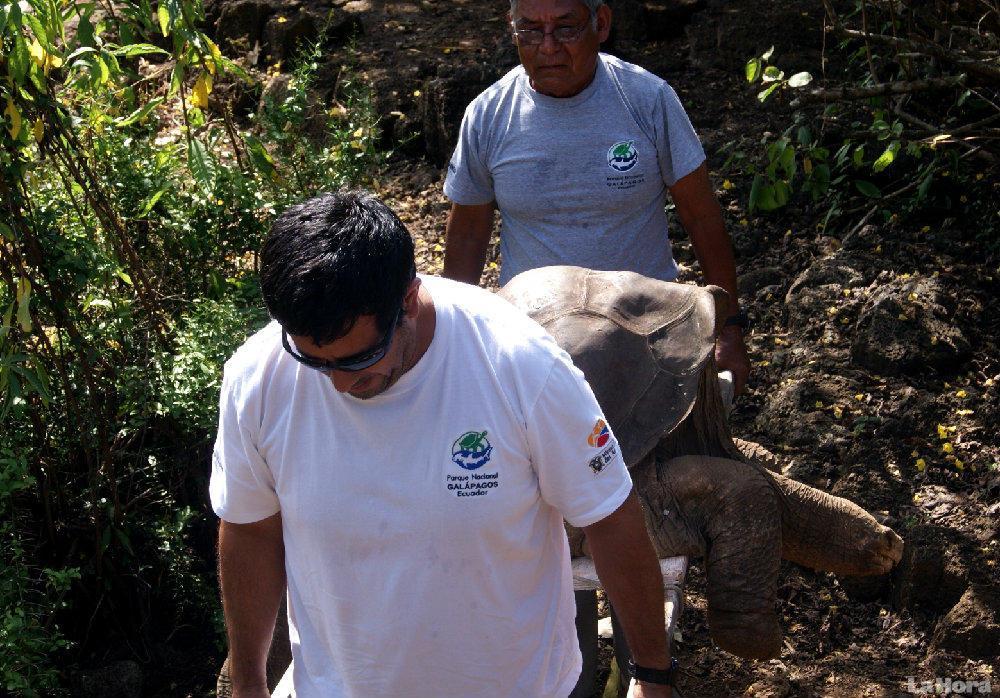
[[23, 13, 56, 53], [113, 43, 170, 58], [218, 55, 251, 83], [852, 145, 865, 168], [762, 66, 784, 82], [9, 36, 30, 85], [772, 180, 791, 207], [76, 12, 96, 47], [787, 72, 812, 88], [245, 135, 277, 178], [169, 61, 184, 98], [0, 222, 13, 241], [855, 180, 882, 198], [66, 46, 99, 62], [114, 96, 163, 127], [188, 138, 217, 193], [917, 173, 934, 200], [757, 83, 781, 103], [797, 126, 812, 146], [10, 365, 49, 403], [779, 143, 796, 179], [745, 58, 762, 83], [748, 173, 764, 213], [157, 4, 170, 36], [872, 140, 900, 173], [138, 188, 168, 216]]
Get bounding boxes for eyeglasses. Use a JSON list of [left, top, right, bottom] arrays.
[[281, 306, 403, 373], [511, 17, 593, 46]]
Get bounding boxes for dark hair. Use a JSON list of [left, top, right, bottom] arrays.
[[260, 190, 416, 345]]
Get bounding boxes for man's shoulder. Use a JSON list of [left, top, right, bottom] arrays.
[[467, 65, 526, 114], [222, 321, 285, 395], [426, 276, 560, 362], [600, 53, 672, 99]]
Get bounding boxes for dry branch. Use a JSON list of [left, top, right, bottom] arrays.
[[790, 75, 967, 107], [840, 28, 1000, 83]]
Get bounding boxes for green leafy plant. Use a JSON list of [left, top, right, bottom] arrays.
[[1, 0, 388, 690]]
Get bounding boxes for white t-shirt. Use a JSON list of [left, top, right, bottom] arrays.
[[210, 276, 632, 698], [444, 53, 706, 285]]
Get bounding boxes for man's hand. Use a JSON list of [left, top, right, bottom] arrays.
[[716, 325, 750, 396], [627, 678, 674, 697]]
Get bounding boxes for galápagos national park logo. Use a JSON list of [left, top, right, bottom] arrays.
[[607, 140, 638, 172], [451, 430, 493, 471], [587, 419, 611, 448]]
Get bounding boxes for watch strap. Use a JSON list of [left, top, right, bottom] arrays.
[[628, 656, 678, 685], [723, 309, 749, 331]]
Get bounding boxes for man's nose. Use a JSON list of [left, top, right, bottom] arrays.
[[538, 31, 562, 54]]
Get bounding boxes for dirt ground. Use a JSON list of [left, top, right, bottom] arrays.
[[190, 0, 999, 695]]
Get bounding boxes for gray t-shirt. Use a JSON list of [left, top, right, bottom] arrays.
[[444, 53, 706, 285]]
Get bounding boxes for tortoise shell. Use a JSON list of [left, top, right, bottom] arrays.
[[500, 266, 726, 467]]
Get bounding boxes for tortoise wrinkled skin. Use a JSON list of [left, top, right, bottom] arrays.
[[501, 266, 904, 659]]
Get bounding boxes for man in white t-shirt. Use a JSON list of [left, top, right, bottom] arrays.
[[211, 190, 676, 697]]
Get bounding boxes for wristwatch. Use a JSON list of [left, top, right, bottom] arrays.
[[723, 309, 750, 331], [627, 656, 678, 686]]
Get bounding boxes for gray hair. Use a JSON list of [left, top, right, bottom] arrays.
[[510, 0, 604, 15]]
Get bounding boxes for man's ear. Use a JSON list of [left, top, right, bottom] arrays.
[[403, 277, 422, 318], [596, 4, 612, 42]]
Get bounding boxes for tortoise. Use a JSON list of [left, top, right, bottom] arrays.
[[217, 266, 905, 695], [499, 265, 905, 660]]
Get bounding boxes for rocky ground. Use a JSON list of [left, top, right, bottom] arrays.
[[164, 0, 999, 695]]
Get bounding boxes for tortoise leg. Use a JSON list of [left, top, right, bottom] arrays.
[[765, 470, 904, 576], [734, 441, 904, 574], [635, 455, 783, 660]]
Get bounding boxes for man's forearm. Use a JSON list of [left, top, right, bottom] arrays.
[[219, 514, 286, 691], [584, 492, 670, 668], [442, 202, 495, 285]]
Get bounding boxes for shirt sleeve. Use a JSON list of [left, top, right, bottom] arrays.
[[655, 82, 707, 187], [443, 101, 496, 206], [524, 351, 633, 528], [209, 368, 281, 524]]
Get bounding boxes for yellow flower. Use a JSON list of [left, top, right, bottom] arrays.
[[942, 442, 954, 454], [937, 424, 949, 439], [722, 179, 734, 190], [956, 389, 967, 398], [915, 458, 927, 472]]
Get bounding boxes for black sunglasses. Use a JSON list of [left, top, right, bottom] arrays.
[[281, 306, 403, 373]]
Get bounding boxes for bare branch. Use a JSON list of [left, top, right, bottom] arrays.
[[790, 75, 967, 107]]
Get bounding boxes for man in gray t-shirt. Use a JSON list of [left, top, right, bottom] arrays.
[[442, 0, 749, 397]]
